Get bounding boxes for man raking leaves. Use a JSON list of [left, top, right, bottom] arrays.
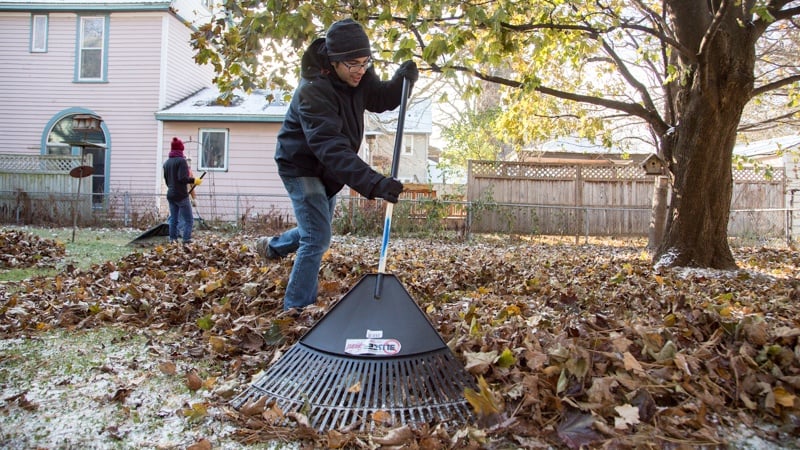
[[255, 18, 418, 312]]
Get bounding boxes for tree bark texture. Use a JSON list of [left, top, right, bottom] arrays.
[[656, 2, 758, 269]]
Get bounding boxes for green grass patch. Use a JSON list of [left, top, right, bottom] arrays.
[[0, 226, 141, 282]]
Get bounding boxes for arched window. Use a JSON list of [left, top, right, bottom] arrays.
[[45, 112, 108, 207]]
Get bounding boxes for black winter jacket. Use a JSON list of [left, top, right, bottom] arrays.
[[274, 37, 406, 198], [163, 156, 195, 202]]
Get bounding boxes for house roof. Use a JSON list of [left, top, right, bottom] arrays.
[[366, 98, 433, 135], [0, 0, 211, 25], [156, 87, 289, 123], [159, 85, 435, 130], [733, 135, 800, 158], [0, 0, 172, 10]]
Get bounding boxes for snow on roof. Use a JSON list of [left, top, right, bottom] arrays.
[[157, 85, 435, 128], [527, 137, 651, 155], [156, 87, 289, 123], [733, 135, 800, 158], [367, 98, 433, 135]]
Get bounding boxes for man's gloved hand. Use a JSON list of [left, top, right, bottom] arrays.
[[373, 177, 404, 203], [193, 178, 203, 186], [191, 198, 198, 207], [395, 60, 418, 82]]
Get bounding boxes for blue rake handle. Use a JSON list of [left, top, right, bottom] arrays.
[[374, 76, 413, 299]]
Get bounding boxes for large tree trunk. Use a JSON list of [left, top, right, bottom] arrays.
[[657, 98, 739, 269], [655, 4, 758, 269], [647, 176, 669, 252]]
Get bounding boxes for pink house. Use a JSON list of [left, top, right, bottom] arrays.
[[0, 0, 290, 223]]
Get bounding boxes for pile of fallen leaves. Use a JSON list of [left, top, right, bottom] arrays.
[[1, 230, 799, 449], [0, 229, 66, 269]]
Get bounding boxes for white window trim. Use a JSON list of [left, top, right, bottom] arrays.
[[75, 15, 108, 82], [31, 14, 48, 53], [198, 128, 229, 172]]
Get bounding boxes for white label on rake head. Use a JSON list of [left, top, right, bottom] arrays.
[[366, 329, 383, 338], [344, 338, 401, 356]]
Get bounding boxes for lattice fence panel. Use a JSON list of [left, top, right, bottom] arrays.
[[582, 165, 648, 180], [470, 161, 578, 179], [0, 154, 83, 173], [733, 167, 785, 182]]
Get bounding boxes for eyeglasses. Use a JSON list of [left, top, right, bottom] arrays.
[[340, 58, 372, 73]]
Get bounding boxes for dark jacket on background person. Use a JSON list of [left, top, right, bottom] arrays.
[[163, 156, 195, 202], [274, 37, 406, 198]]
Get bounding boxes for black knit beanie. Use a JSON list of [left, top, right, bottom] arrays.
[[325, 19, 371, 61]]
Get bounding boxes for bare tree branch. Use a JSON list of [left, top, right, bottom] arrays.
[[751, 74, 800, 97], [738, 108, 800, 132]]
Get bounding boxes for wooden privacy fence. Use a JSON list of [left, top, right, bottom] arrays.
[[0, 154, 93, 224], [467, 160, 787, 237]]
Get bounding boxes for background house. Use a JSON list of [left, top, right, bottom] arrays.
[[0, 0, 214, 215], [364, 98, 432, 183]]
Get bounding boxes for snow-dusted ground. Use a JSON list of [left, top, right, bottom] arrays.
[[0, 328, 296, 450]]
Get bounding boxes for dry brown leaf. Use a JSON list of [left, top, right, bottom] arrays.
[[157, 361, 176, 375], [186, 371, 203, 391], [613, 404, 640, 429], [371, 409, 392, 424], [186, 438, 212, 450], [239, 396, 267, 416], [623, 352, 645, 375], [372, 425, 414, 445], [325, 429, 352, 449], [586, 377, 618, 404]]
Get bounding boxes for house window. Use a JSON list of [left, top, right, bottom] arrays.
[[76, 16, 107, 81], [199, 129, 228, 171], [402, 134, 413, 155], [31, 15, 48, 52]]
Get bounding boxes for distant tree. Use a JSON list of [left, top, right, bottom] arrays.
[[440, 107, 504, 169], [192, 0, 800, 269]]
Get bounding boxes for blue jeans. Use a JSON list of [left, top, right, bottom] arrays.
[[168, 196, 193, 242], [270, 176, 337, 310]]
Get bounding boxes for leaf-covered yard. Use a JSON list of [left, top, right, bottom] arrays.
[[1, 229, 799, 449]]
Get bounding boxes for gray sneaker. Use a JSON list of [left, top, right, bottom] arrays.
[[255, 236, 279, 261]]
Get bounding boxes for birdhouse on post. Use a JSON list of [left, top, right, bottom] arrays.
[[641, 153, 666, 175], [72, 113, 103, 133]]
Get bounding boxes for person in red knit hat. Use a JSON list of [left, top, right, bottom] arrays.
[[163, 137, 201, 244]]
